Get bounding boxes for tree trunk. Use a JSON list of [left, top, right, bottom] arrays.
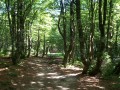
[[27, 22, 32, 57], [113, 62, 120, 75], [68, 0, 75, 63], [36, 29, 40, 57], [42, 33, 46, 58], [89, 0, 95, 62], [106, 0, 113, 51], [27, 31, 31, 57], [76, 0, 89, 74], [90, 0, 107, 76], [62, 0, 75, 67], [19, 0, 25, 59], [58, 0, 68, 67], [11, 7, 17, 65], [5, 0, 17, 65]]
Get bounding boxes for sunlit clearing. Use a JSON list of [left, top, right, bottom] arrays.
[[30, 81, 36, 84], [11, 81, 17, 86], [61, 65, 82, 71], [36, 64, 42, 67], [38, 82, 44, 86], [36, 73, 45, 76], [47, 75, 66, 79], [81, 77, 99, 83], [37, 81, 43, 84], [47, 73, 79, 79], [77, 88, 87, 89], [65, 73, 80, 77], [85, 77, 99, 83], [28, 62, 35, 65], [47, 72, 58, 75], [21, 84, 25, 86], [0, 68, 8, 71], [96, 86, 105, 89], [57, 86, 69, 90], [20, 75, 24, 77]]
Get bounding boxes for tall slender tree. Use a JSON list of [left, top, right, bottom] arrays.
[[58, 0, 67, 67], [76, 0, 89, 74], [90, 0, 107, 75]]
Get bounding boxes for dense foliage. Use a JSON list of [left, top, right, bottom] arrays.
[[0, 0, 120, 76]]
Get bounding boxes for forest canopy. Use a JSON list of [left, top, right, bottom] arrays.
[[0, 0, 120, 76]]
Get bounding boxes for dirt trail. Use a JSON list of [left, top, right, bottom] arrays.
[[0, 57, 119, 90]]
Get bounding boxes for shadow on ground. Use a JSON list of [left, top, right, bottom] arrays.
[[0, 57, 120, 90]]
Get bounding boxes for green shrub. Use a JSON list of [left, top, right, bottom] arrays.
[[72, 60, 83, 67], [102, 63, 114, 77], [102, 52, 114, 77]]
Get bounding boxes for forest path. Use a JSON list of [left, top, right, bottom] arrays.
[[0, 57, 119, 90]]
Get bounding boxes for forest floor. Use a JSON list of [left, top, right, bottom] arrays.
[[0, 57, 120, 90]]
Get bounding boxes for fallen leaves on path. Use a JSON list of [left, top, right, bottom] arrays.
[[0, 57, 120, 90]]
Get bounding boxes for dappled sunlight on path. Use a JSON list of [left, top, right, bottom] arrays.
[[0, 57, 120, 90], [7, 57, 80, 90]]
